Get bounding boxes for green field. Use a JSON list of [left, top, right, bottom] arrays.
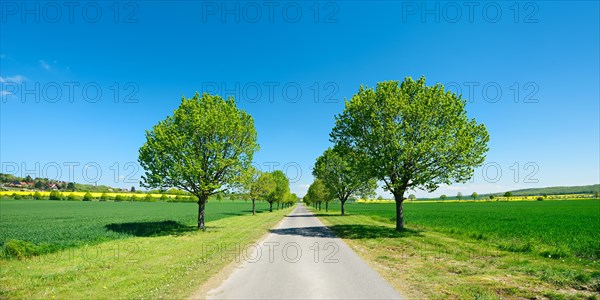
[[315, 200, 600, 298], [325, 200, 600, 260], [0, 199, 271, 258], [0, 199, 294, 298]]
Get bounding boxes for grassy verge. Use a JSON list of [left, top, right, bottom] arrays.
[[313, 208, 599, 299], [0, 205, 294, 299]]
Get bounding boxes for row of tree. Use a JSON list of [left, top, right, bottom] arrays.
[[137, 77, 490, 231], [305, 77, 490, 230], [138, 93, 296, 230], [247, 170, 297, 214]]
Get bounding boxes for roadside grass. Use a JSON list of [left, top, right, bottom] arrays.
[[0, 199, 271, 258], [312, 202, 600, 299], [0, 205, 295, 299]]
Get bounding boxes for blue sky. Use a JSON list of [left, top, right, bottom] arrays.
[[1, 1, 598, 197]]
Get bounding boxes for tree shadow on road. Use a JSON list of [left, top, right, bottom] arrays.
[[327, 224, 422, 239], [105, 220, 196, 237], [269, 226, 336, 238]]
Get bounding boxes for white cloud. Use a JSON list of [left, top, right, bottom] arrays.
[[39, 60, 50, 70], [0, 75, 26, 83]]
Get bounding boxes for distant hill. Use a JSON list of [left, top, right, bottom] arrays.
[[495, 184, 600, 196], [413, 184, 600, 201]]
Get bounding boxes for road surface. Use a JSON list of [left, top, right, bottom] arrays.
[[205, 203, 403, 299]]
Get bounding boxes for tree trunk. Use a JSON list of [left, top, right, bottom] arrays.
[[252, 199, 256, 215], [197, 196, 207, 231], [341, 200, 346, 216], [277, 202, 280, 210], [325, 202, 328, 212], [394, 192, 405, 231], [269, 202, 273, 212], [318, 202, 321, 210]]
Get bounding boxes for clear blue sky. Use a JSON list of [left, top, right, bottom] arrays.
[[1, 1, 598, 197]]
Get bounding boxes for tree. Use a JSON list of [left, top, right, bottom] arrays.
[[49, 191, 62, 200], [100, 193, 109, 201], [377, 195, 384, 200], [457, 192, 463, 201], [138, 92, 259, 230], [268, 170, 289, 211], [331, 77, 489, 230], [408, 194, 416, 201], [33, 191, 42, 200], [488, 195, 494, 201], [67, 182, 76, 191], [504, 191, 513, 198], [471, 192, 478, 201], [440, 194, 447, 200], [83, 192, 94, 201], [247, 170, 276, 215], [130, 186, 136, 193], [313, 147, 376, 215], [306, 179, 329, 211]]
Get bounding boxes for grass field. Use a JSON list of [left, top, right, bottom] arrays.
[[328, 200, 600, 259], [0, 199, 271, 258], [314, 200, 600, 299], [0, 199, 294, 298]]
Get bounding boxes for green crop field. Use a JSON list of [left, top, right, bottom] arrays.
[[315, 199, 600, 298], [325, 199, 600, 260], [0, 199, 271, 258]]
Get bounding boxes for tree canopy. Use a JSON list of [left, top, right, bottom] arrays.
[[313, 147, 376, 215], [138, 92, 259, 230], [330, 77, 489, 230]]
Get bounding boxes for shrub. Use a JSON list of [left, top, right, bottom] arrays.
[[33, 192, 43, 200], [100, 193, 109, 201], [2, 239, 38, 259], [68, 193, 80, 201], [115, 195, 125, 202], [160, 194, 168, 201], [144, 194, 154, 202], [537, 196, 544, 201], [49, 191, 62, 200], [82, 192, 94, 201]]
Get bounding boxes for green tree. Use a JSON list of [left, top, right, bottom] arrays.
[[408, 194, 416, 201], [457, 192, 463, 201], [49, 191, 62, 200], [130, 186, 136, 193], [145, 194, 154, 202], [377, 195, 384, 200], [33, 191, 43, 200], [247, 170, 276, 215], [440, 194, 447, 200], [100, 193, 109, 201], [471, 192, 479, 201], [267, 170, 289, 212], [67, 182, 76, 191], [331, 77, 489, 230], [83, 192, 93, 201], [504, 191, 513, 198], [160, 194, 169, 201], [68, 193, 79, 201], [313, 147, 376, 215], [139, 93, 259, 230], [306, 179, 329, 211]]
